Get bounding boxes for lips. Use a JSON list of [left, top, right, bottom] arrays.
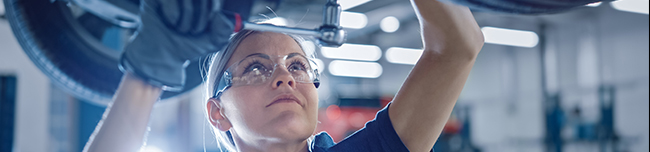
[[267, 94, 303, 107]]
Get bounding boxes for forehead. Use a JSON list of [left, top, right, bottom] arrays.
[[227, 32, 305, 66]]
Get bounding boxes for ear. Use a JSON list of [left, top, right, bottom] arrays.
[[207, 98, 232, 131]]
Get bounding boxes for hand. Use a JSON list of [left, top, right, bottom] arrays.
[[412, 0, 483, 58], [120, 0, 241, 91]]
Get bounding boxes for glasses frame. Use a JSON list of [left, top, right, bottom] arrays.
[[213, 53, 320, 99]]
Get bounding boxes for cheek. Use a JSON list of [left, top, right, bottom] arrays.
[[220, 87, 266, 121], [303, 85, 319, 130], [299, 84, 319, 115]]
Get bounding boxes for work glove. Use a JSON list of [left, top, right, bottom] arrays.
[[120, 0, 243, 91]]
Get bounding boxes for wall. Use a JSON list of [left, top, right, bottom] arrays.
[[0, 18, 50, 152]]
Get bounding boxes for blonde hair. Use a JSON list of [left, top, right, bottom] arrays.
[[203, 29, 319, 151]]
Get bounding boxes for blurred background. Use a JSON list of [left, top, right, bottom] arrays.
[[0, 0, 648, 151]]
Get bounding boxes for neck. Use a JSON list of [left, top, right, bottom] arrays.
[[231, 131, 310, 152]]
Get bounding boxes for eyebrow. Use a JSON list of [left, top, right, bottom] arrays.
[[244, 53, 271, 59], [286, 53, 304, 59], [244, 52, 304, 59]]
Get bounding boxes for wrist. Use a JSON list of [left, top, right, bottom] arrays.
[[119, 46, 186, 91], [115, 72, 163, 108]]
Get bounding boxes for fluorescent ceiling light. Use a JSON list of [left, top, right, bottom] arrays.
[[259, 17, 288, 26], [612, 0, 649, 15], [321, 43, 381, 61], [328, 60, 382, 78], [340, 11, 368, 29], [386, 47, 423, 65], [339, 0, 371, 10], [0, 2, 4, 16], [380, 16, 400, 33], [141, 146, 164, 152], [481, 26, 539, 48], [585, 2, 602, 7]]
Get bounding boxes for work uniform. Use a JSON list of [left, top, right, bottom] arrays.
[[310, 104, 410, 152]]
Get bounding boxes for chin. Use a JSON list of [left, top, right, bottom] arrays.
[[266, 113, 317, 141]]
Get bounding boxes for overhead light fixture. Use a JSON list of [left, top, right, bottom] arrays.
[[0, 2, 4, 16], [386, 47, 423, 65], [328, 60, 382, 78], [585, 2, 602, 7], [481, 26, 539, 48], [339, 0, 372, 10], [140, 146, 164, 152], [321, 43, 381, 61], [259, 17, 288, 26], [340, 11, 368, 29], [380, 16, 400, 33], [612, 0, 649, 15]]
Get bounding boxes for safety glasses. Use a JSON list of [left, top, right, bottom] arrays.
[[213, 53, 320, 98]]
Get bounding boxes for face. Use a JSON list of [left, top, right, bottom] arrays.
[[208, 32, 319, 144]]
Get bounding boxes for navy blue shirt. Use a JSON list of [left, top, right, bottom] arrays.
[[310, 105, 409, 152]]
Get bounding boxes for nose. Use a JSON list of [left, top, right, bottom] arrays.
[[271, 67, 295, 89]]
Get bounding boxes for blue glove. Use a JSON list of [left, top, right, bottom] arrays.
[[120, 0, 243, 91]]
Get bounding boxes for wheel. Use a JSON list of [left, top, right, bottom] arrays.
[[3, 0, 204, 105]]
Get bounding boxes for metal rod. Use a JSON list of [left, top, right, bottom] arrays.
[[70, 0, 140, 28], [243, 23, 321, 36], [323, 0, 341, 27]]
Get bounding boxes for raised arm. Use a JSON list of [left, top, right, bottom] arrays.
[[83, 72, 162, 152], [84, 0, 235, 150], [387, 0, 484, 151]]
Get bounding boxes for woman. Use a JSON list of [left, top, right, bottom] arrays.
[[83, 0, 484, 151]]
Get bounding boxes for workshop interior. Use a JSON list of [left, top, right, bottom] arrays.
[[0, 0, 648, 151]]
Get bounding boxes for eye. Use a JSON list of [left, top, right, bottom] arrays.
[[288, 60, 308, 71], [243, 61, 268, 75]]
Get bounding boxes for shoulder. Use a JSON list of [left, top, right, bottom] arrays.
[[311, 132, 335, 152], [312, 105, 410, 152]]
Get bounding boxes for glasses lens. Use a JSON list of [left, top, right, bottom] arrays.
[[285, 55, 315, 83], [226, 54, 317, 87], [229, 55, 274, 86]]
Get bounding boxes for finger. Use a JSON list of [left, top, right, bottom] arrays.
[[177, 0, 194, 33], [192, 0, 212, 34], [146, 0, 179, 29]]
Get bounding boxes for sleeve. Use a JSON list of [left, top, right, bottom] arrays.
[[327, 103, 410, 152]]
